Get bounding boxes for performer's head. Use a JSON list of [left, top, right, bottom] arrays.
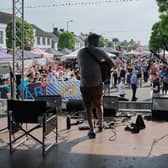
[[88, 33, 101, 47]]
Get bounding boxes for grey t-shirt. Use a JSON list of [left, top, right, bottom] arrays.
[[77, 46, 111, 87]]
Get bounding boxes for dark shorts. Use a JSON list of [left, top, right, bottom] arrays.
[[80, 84, 103, 109], [137, 73, 142, 78]]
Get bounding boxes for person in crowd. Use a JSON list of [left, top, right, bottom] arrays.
[[74, 70, 80, 80], [127, 63, 133, 89], [69, 72, 77, 81], [63, 68, 71, 81], [130, 69, 138, 101], [46, 71, 57, 84], [104, 73, 111, 95], [38, 65, 47, 74], [39, 76, 47, 95], [162, 67, 168, 95], [112, 68, 118, 88], [0, 78, 11, 99], [143, 61, 149, 82], [77, 33, 114, 138], [134, 60, 142, 88], [118, 77, 126, 98], [149, 61, 159, 86], [117, 66, 121, 84], [152, 73, 161, 97], [120, 65, 126, 81]]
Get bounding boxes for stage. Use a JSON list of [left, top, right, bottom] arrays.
[[0, 113, 168, 168]]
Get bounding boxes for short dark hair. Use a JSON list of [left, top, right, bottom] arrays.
[[88, 33, 100, 45]]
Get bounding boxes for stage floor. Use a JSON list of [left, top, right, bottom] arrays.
[[0, 114, 168, 168]]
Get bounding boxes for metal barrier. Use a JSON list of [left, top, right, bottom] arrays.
[[118, 101, 152, 112]]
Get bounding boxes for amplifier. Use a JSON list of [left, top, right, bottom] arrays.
[[152, 97, 168, 121], [35, 95, 62, 114], [66, 99, 84, 114], [103, 96, 118, 117]]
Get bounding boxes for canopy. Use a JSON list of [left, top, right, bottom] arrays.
[[61, 48, 116, 61], [107, 52, 116, 58], [0, 62, 11, 74], [32, 48, 54, 61], [159, 50, 168, 56], [0, 51, 12, 61], [127, 50, 142, 56], [45, 48, 63, 56], [61, 48, 82, 61]]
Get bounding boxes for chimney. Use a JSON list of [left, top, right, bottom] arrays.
[[53, 27, 58, 35], [60, 29, 64, 32]]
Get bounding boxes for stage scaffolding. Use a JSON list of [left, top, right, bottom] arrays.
[[12, 0, 24, 99]]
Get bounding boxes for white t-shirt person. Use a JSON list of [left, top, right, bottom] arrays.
[[118, 78, 125, 97]]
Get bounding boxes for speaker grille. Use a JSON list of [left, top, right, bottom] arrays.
[[103, 96, 118, 117]]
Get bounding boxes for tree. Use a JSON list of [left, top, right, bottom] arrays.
[[6, 19, 35, 51], [149, 0, 168, 52], [156, 0, 168, 13], [106, 41, 112, 48], [149, 22, 163, 51], [99, 36, 106, 47], [57, 32, 75, 50], [112, 38, 119, 50], [149, 14, 168, 51], [159, 14, 168, 45], [84, 35, 111, 48], [116, 39, 138, 52]]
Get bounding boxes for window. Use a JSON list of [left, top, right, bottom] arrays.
[[42, 37, 46, 45], [0, 31, 3, 44], [37, 37, 41, 45], [47, 38, 50, 45]]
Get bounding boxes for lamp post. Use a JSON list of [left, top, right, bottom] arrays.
[[66, 20, 73, 32]]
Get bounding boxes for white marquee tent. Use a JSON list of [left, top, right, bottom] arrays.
[[61, 48, 116, 61]]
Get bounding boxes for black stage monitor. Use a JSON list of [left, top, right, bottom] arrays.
[[103, 96, 118, 117], [36, 95, 62, 107], [152, 97, 168, 121]]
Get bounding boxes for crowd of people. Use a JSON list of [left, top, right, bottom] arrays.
[[1, 48, 168, 101], [1, 33, 168, 140], [105, 55, 168, 100]]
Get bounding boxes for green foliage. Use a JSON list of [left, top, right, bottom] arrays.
[[149, 14, 168, 51], [99, 37, 106, 47], [116, 39, 138, 52], [149, 22, 163, 51], [58, 32, 75, 50], [149, 0, 168, 51], [6, 19, 34, 51], [84, 35, 112, 48], [106, 41, 112, 48], [84, 37, 88, 47], [156, 0, 168, 13]]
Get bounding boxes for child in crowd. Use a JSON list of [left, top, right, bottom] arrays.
[[118, 77, 126, 98]]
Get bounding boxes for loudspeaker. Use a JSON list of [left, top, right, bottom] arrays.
[[103, 96, 118, 117], [152, 97, 168, 121], [35, 95, 62, 114], [66, 99, 84, 114], [36, 95, 62, 108]]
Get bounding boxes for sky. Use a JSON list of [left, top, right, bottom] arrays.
[[0, 0, 160, 45]]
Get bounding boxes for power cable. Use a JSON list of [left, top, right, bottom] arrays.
[[0, 0, 139, 11], [147, 133, 168, 157]]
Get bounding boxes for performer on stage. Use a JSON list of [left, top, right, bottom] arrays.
[[77, 33, 114, 138]]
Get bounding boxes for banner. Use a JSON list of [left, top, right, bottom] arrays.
[[47, 81, 81, 100]]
